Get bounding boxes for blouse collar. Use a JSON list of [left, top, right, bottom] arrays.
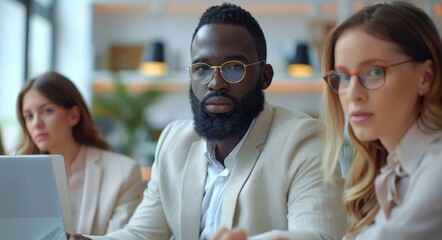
[[390, 122, 441, 174]]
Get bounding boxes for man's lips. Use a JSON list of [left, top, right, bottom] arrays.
[[204, 96, 234, 114]]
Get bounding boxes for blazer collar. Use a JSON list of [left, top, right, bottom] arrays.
[[220, 101, 274, 228], [77, 145, 102, 234], [179, 140, 207, 239]]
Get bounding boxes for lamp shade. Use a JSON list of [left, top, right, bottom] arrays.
[[139, 41, 168, 77], [288, 43, 314, 78]]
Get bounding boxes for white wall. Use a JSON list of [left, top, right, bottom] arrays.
[[92, 8, 324, 73], [92, 0, 442, 72], [55, 0, 94, 104], [0, 0, 26, 152]]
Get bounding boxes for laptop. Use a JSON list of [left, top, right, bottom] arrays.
[[0, 155, 74, 239]]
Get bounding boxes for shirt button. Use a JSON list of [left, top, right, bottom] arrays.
[[219, 177, 224, 182]]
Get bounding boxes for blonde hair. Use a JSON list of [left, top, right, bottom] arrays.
[[321, 1, 442, 233]]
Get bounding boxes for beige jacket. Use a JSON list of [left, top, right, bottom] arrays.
[[92, 102, 346, 240], [75, 146, 142, 235]]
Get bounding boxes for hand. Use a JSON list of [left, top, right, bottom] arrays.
[[211, 227, 247, 240], [211, 227, 288, 240], [66, 233, 92, 240]]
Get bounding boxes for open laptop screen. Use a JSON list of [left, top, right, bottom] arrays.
[[0, 155, 73, 239]]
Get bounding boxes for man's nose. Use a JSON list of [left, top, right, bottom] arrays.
[[208, 67, 229, 92]]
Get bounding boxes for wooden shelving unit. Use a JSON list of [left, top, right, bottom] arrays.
[[92, 71, 324, 94]]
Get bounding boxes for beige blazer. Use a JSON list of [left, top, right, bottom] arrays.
[[94, 102, 346, 240], [76, 146, 143, 235]]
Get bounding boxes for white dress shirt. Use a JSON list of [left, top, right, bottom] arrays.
[[199, 121, 253, 239]]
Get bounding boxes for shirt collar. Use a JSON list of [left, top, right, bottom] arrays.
[[390, 121, 442, 174]]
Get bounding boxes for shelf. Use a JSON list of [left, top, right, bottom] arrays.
[[92, 70, 324, 94], [267, 78, 324, 93]]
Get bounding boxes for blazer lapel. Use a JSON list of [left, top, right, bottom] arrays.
[[77, 146, 102, 234], [220, 102, 274, 228], [179, 140, 207, 239]]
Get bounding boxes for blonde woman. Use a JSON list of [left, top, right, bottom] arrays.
[[322, 1, 442, 239], [16, 71, 143, 235]]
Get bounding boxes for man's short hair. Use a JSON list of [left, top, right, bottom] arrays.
[[191, 3, 267, 61]]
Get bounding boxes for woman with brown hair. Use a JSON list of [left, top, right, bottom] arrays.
[[321, 1, 442, 239], [16, 71, 142, 235]]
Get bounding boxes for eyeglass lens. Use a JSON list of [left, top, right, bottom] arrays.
[[190, 61, 246, 83], [325, 66, 386, 94]]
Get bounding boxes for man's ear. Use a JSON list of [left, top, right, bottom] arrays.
[[260, 64, 274, 90], [68, 106, 81, 127]]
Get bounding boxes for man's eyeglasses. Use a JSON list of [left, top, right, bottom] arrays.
[[323, 59, 414, 95], [188, 60, 265, 84]]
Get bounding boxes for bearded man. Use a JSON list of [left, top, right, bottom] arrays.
[[69, 3, 345, 240]]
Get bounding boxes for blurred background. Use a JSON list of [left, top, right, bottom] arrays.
[[1, 0, 441, 179]]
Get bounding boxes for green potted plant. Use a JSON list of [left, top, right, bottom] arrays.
[[92, 71, 163, 157]]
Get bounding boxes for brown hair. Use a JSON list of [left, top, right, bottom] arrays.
[[16, 71, 110, 154], [0, 129, 4, 155], [321, 1, 442, 233]]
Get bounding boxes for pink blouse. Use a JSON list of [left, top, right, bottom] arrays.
[[348, 122, 442, 240]]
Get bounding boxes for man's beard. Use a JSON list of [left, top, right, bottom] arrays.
[[189, 82, 265, 141]]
